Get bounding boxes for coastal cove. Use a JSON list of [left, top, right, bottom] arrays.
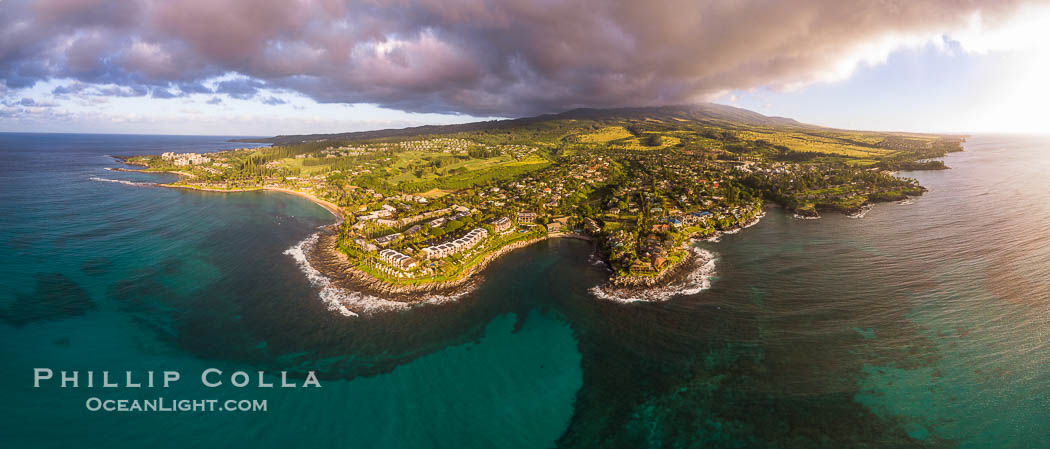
[[2, 133, 1050, 448], [7, 0, 1050, 447], [120, 105, 953, 299], [109, 158, 769, 310]]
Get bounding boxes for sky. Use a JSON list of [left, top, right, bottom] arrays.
[[2, 0, 1050, 136]]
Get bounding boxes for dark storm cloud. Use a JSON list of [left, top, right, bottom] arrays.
[[0, 0, 1037, 116]]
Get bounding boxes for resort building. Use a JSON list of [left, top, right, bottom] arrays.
[[404, 224, 423, 235], [489, 216, 512, 233], [378, 249, 417, 270], [162, 152, 211, 166], [420, 228, 489, 259], [354, 238, 378, 252], [516, 211, 538, 224], [374, 232, 401, 247], [428, 217, 448, 228]]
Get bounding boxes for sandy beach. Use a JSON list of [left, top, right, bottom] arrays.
[[262, 187, 344, 220], [157, 183, 344, 221]]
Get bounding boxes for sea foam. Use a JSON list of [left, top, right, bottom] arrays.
[[847, 204, 874, 219], [283, 233, 466, 318], [589, 247, 717, 303], [89, 176, 156, 187]]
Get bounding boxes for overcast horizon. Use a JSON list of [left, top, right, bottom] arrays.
[[3, 0, 1050, 136]]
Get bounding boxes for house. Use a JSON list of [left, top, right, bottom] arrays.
[[583, 218, 600, 233], [548, 216, 569, 234]]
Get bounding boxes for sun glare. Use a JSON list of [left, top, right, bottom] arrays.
[[958, 5, 1050, 133]]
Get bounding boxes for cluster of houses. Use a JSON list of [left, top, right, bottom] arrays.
[[161, 152, 211, 166], [420, 228, 488, 259], [397, 138, 474, 153]]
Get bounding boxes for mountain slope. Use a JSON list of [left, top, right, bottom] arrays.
[[236, 103, 813, 146]]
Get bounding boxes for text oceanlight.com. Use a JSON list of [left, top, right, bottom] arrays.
[[85, 397, 267, 413]]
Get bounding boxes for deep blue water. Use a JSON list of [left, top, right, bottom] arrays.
[[1, 132, 1048, 448]]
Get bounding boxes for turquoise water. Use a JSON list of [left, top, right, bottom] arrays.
[[1, 133, 1048, 448]]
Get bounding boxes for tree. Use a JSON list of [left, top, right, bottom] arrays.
[[642, 134, 663, 147]]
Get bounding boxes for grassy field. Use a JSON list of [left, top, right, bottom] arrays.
[[610, 133, 682, 151], [734, 130, 895, 157], [577, 126, 634, 143], [418, 188, 454, 198]]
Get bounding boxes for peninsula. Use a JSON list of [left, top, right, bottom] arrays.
[[119, 104, 963, 297]]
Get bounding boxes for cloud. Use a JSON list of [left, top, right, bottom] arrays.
[[151, 88, 177, 99], [206, 96, 223, 105], [94, 84, 148, 97], [214, 78, 267, 100], [177, 82, 213, 95], [3, 97, 57, 107], [261, 96, 287, 105], [0, 0, 1039, 116], [52, 83, 91, 96]]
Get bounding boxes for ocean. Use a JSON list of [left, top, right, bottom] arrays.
[[0, 133, 1048, 448]]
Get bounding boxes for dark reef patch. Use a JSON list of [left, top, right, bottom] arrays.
[[1, 273, 95, 327], [80, 257, 115, 276]]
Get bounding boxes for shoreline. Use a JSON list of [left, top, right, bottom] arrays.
[[149, 169, 752, 305], [262, 187, 344, 221], [113, 159, 755, 308], [307, 227, 560, 299], [157, 183, 344, 221], [114, 163, 760, 308], [590, 207, 766, 300]]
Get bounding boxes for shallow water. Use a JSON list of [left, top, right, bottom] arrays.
[[1, 133, 1048, 448]]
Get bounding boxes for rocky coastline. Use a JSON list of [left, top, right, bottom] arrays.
[[609, 246, 697, 288], [788, 188, 927, 219], [305, 226, 552, 300]]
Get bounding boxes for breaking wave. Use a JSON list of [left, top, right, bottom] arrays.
[[704, 211, 766, 241], [847, 204, 875, 219], [89, 177, 155, 187], [792, 213, 821, 220], [283, 233, 467, 318]]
